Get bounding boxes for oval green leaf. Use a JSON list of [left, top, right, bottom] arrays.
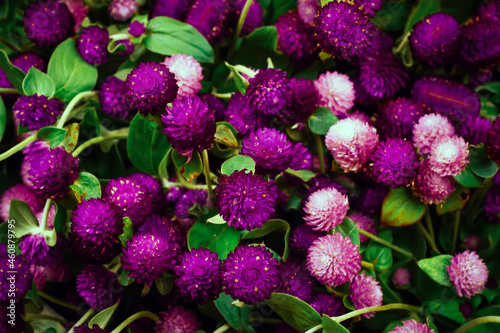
[[88, 302, 119, 329], [242, 219, 291, 260], [225, 62, 249, 94], [155, 273, 174, 295], [284, 169, 316, 182], [0, 49, 25, 92], [308, 107, 338, 135], [214, 124, 239, 149], [381, 187, 426, 227], [8, 199, 40, 238], [436, 185, 469, 215], [322, 314, 349, 333], [221, 155, 256, 175], [0, 96, 5, 142], [70, 172, 101, 203], [468, 146, 498, 179], [187, 222, 241, 259], [455, 165, 482, 188], [417, 255, 452, 286], [22, 67, 55, 97], [214, 293, 255, 333], [335, 217, 360, 247], [172, 150, 202, 182], [37, 127, 67, 148], [366, 230, 393, 271], [266, 293, 322, 332]]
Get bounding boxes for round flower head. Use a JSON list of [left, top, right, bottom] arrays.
[[290, 224, 325, 255], [298, 0, 320, 25], [185, 0, 231, 43], [115, 39, 134, 57], [412, 160, 455, 205], [61, 0, 88, 32], [370, 138, 419, 188], [314, 0, 376, 60], [128, 172, 165, 212], [77, 26, 109, 65], [230, 0, 263, 36], [412, 113, 455, 155], [0, 244, 33, 302], [458, 116, 491, 146], [99, 76, 133, 119], [69, 198, 123, 263], [349, 273, 383, 318], [487, 117, 500, 164], [409, 13, 461, 68], [304, 187, 349, 232], [354, 0, 382, 17], [307, 233, 361, 287], [161, 96, 216, 159], [289, 142, 313, 172], [278, 258, 314, 302], [222, 245, 280, 304], [11, 52, 47, 74], [428, 136, 469, 177], [23, 0, 74, 47], [200, 94, 225, 122], [460, 16, 500, 69], [314, 71, 355, 117], [162, 54, 203, 98], [19, 233, 65, 267], [124, 62, 178, 115], [389, 319, 435, 333], [155, 306, 202, 333], [241, 128, 294, 176], [108, 0, 138, 21], [128, 21, 146, 37], [138, 214, 187, 250], [485, 186, 500, 222], [224, 92, 265, 136], [215, 170, 277, 230], [0, 184, 44, 221], [13, 94, 64, 131], [175, 189, 207, 219], [325, 118, 379, 172], [376, 98, 424, 140], [276, 11, 316, 66], [412, 77, 480, 125], [306, 174, 348, 197], [348, 212, 376, 243], [151, 0, 190, 19], [246, 69, 291, 117], [392, 267, 411, 287], [284, 77, 319, 126], [173, 248, 222, 303], [447, 250, 489, 298], [76, 265, 122, 310], [310, 293, 345, 316], [27, 147, 79, 200]]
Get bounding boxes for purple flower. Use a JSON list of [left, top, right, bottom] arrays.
[[174, 248, 222, 303], [354, 185, 388, 216], [460, 16, 500, 69], [161, 96, 216, 158], [354, 0, 383, 17], [155, 306, 202, 333], [73, 325, 109, 333], [128, 21, 146, 37], [349, 273, 383, 318], [276, 11, 316, 67], [447, 250, 489, 298], [412, 160, 455, 205], [376, 98, 424, 140], [246, 69, 291, 117], [185, 0, 231, 43], [61, 0, 89, 32], [175, 189, 207, 219], [0, 184, 44, 221], [124, 62, 178, 116], [458, 117, 491, 145], [348, 212, 376, 243], [230, 0, 263, 36], [409, 13, 461, 68], [108, 0, 138, 21], [224, 92, 264, 136], [487, 117, 500, 164], [392, 268, 411, 287], [479, 0, 500, 22], [116, 40, 134, 57], [13, 94, 64, 130], [23, 0, 74, 47], [289, 142, 313, 171], [0, 244, 33, 302], [77, 26, 109, 65], [314, 0, 376, 60], [283, 78, 319, 126], [69, 198, 123, 263], [388, 320, 435, 333], [11, 52, 47, 73], [151, 0, 191, 20], [463, 235, 484, 252], [277, 258, 314, 302], [304, 187, 349, 232], [485, 186, 500, 222], [19, 234, 65, 267], [290, 224, 325, 255], [98, 76, 133, 119], [241, 128, 294, 176], [222, 245, 280, 304], [298, 0, 320, 25], [200, 94, 225, 122], [310, 293, 345, 316], [128, 172, 165, 212], [305, 174, 348, 197], [216, 170, 277, 230], [76, 265, 122, 310]]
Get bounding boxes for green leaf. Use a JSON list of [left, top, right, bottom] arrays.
[[378, 271, 402, 304], [308, 107, 338, 135], [455, 165, 483, 188], [119, 269, 135, 286], [266, 293, 322, 332], [366, 230, 393, 271], [37, 127, 67, 148], [172, 150, 203, 182], [417, 255, 452, 286], [242, 219, 291, 260], [0, 49, 25, 92], [88, 302, 119, 329], [158, 149, 171, 180], [214, 124, 239, 149], [22, 67, 55, 97], [188, 222, 241, 259], [53, 202, 67, 233], [342, 295, 356, 311], [207, 214, 227, 224], [381, 187, 426, 227], [224, 62, 249, 94], [322, 314, 349, 333], [0, 96, 5, 142], [221, 155, 256, 175], [30, 320, 66, 333], [436, 185, 469, 215], [119, 217, 134, 248], [127, 114, 171, 176], [144, 17, 214, 63], [404, 0, 440, 33], [432, 300, 465, 324], [26, 282, 42, 308], [284, 169, 316, 182], [70, 172, 101, 203], [80, 107, 100, 137], [214, 293, 255, 333], [60, 122, 80, 152], [8, 199, 40, 238], [334, 217, 360, 247], [47, 39, 98, 102], [468, 146, 498, 179], [155, 274, 174, 295]]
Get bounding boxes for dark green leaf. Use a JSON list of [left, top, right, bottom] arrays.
[[172, 150, 203, 182], [378, 271, 402, 304], [188, 222, 241, 259], [8, 199, 40, 238], [366, 230, 393, 271], [30, 320, 65, 333], [22, 67, 55, 97], [144, 17, 214, 63], [119, 270, 135, 286], [37, 127, 67, 148], [53, 202, 67, 233], [436, 185, 469, 215], [381, 187, 426, 227], [469, 146, 498, 179], [214, 293, 255, 333], [0, 96, 5, 142], [308, 107, 338, 135], [393, 225, 426, 260], [80, 108, 100, 136], [88, 302, 119, 329], [373, 1, 410, 32], [342, 296, 356, 311], [26, 282, 42, 308], [221, 155, 256, 175], [270, 0, 297, 22], [266, 293, 322, 332], [70, 172, 101, 203], [158, 149, 171, 180], [476, 82, 500, 94], [214, 124, 239, 149], [119, 217, 134, 248], [155, 274, 174, 295], [335, 217, 360, 247], [284, 169, 316, 182], [225, 62, 248, 94], [0, 49, 25, 92], [242, 219, 291, 260], [433, 300, 465, 324], [322, 315, 349, 333], [404, 0, 440, 33], [47, 39, 98, 102], [417, 255, 452, 286], [455, 165, 483, 188]]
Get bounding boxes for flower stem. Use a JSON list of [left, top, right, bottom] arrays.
[[325, 285, 347, 298], [315, 134, 325, 174], [211, 92, 234, 99], [213, 323, 232, 333], [39, 199, 53, 232], [357, 228, 415, 259], [23, 313, 67, 323], [72, 129, 129, 156], [334, 303, 421, 323], [465, 177, 493, 222], [455, 316, 500, 333], [361, 260, 375, 270], [110, 311, 160, 333], [395, 31, 411, 54], [68, 309, 95, 333], [202, 150, 216, 207], [416, 222, 442, 254], [38, 291, 80, 311], [57, 91, 96, 129], [0, 88, 19, 94], [424, 208, 435, 242], [0, 133, 37, 162], [227, 0, 254, 60], [452, 209, 460, 254]]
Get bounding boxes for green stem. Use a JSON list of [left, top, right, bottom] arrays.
[[39, 199, 53, 232], [416, 222, 442, 254], [361, 260, 375, 271], [72, 129, 129, 156], [334, 303, 421, 323], [358, 228, 415, 259], [227, 0, 254, 60], [395, 32, 411, 54], [465, 177, 493, 222], [325, 285, 347, 298], [233, 65, 257, 79], [57, 91, 96, 128], [315, 134, 325, 174], [110, 311, 160, 333], [211, 92, 234, 99], [202, 150, 216, 207], [455, 316, 500, 333], [452, 210, 460, 254], [38, 291, 79, 310], [424, 208, 435, 244], [141, 285, 151, 297], [0, 88, 19, 94], [213, 323, 232, 333], [23, 313, 67, 323], [0, 133, 37, 162], [68, 309, 95, 333]]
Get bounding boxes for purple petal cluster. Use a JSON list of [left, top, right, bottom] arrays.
[[283, 78, 319, 126], [349, 273, 383, 318], [185, 0, 231, 43], [74, 325, 109, 333], [0, 184, 44, 221], [224, 92, 265, 136], [412, 160, 455, 205], [348, 212, 376, 243], [99, 76, 133, 119], [460, 16, 500, 69], [155, 306, 202, 333], [276, 11, 316, 67], [458, 116, 491, 146], [128, 21, 146, 36], [108, 0, 138, 21], [77, 26, 109, 65], [376, 98, 424, 140], [290, 224, 325, 255], [13, 94, 64, 131], [447, 250, 489, 298], [310, 293, 344, 317], [487, 117, 500, 164], [277, 258, 314, 302], [246, 69, 291, 117], [128, 172, 165, 212], [76, 265, 122, 310], [389, 320, 435, 333], [11, 52, 47, 73], [304, 187, 349, 232], [355, 0, 383, 17], [0, 244, 33, 302], [19, 233, 65, 267], [175, 189, 207, 219]]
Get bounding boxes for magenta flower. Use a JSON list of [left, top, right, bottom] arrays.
[[428, 136, 470, 177], [349, 273, 383, 318], [412, 113, 455, 155], [348, 212, 376, 243], [447, 250, 489, 298], [314, 71, 355, 117], [388, 320, 435, 333]]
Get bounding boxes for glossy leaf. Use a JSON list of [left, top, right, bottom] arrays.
[[436, 185, 469, 215], [207, 214, 227, 224], [119, 270, 135, 286], [266, 293, 322, 332], [188, 222, 241, 259], [308, 107, 338, 135], [221, 155, 256, 175], [469, 146, 498, 179], [366, 230, 393, 271], [88, 302, 119, 329], [30, 320, 65, 333], [242, 219, 291, 260], [225, 62, 249, 94], [284, 169, 316, 182], [381, 187, 426, 227], [172, 150, 202, 182], [404, 0, 440, 33], [22, 67, 55, 97], [0, 49, 25, 92], [8, 199, 40, 238], [335, 217, 360, 247], [119, 217, 133, 248], [155, 274, 174, 295], [60, 123, 80, 152], [214, 124, 239, 149], [322, 315, 349, 333], [455, 165, 482, 188], [80, 107, 100, 137], [417, 255, 452, 286], [214, 293, 255, 333], [70, 172, 101, 203], [53, 202, 67, 233], [37, 127, 67, 148]]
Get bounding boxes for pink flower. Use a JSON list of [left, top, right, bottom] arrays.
[[298, 0, 320, 25], [314, 71, 355, 116], [392, 268, 411, 287], [412, 160, 455, 205], [304, 187, 349, 232], [413, 113, 455, 155], [349, 273, 383, 318], [389, 319, 435, 333], [428, 136, 470, 177], [162, 54, 203, 98], [447, 250, 489, 298]]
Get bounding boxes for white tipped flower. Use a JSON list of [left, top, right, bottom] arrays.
[[304, 187, 349, 232], [162, 54, 203, 98]]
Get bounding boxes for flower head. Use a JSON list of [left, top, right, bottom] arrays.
[[485, 186, 500, 222], [115, 39, 134, 57], [290, 224, 325, 255], [19, 234, 65, 267], [283, 77, 319, 126], [428, 136, 469, 177], [412, 113, 455, 155], [307, 233, 361, 287], [230, 0, 263, 36], [314, 71, 355, 117], [349, 273, 383, 318], [392, 268, 411, 287], [246, 69, 291, 117], [487, 117, 500, 164], [222, 245, 280, 304], [224, 92, 265, 136], [175, 189, 207, 219], [74, 325, 109, 333], [276, 11, 316, 66], [388, 320, 435, 333], [460, 16, 500, 69], [77, 26, 109, 65], [76, 265, 122, 310], [304, 187, 349, 232], [458, 116, 491, 146], [298, 0, 320, 25], [0, 184, 44, 221], [11, 52, 47, 74], [155, 306, 202, 333], [348, 212, 376, 243], [98, 76, 133, 119], [354, 185, 388, 215], [277, 258, 314, 302], [60, 0, 88, 32], [13, 94, 64, 131], [354, 0, 383, 17], [376, 98, 424, 140], [0, 244, 32, 302], [412, 160, 455, 205], [447, 250, 489, 298], [108, 0, 138, 21], [289, 142, 313, 172], [128, 172, 165, 212], [185, 0, 231, 43], [200, 94, 225, 122], [128, 21, 146, 36], [162, 54, 203, 98]]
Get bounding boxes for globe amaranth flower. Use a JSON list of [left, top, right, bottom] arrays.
[[151, 0, 190, 19], [376, 98, 424, 140], [348, 212, 376, 243], [128, 172, 165, 212], [128, 21, 146, 36], [314, 71, 355, 117], [246, 69, 291, 117], [13, 94, 64, 131], [23, 0, 75, 47], [277, 258, 314, 302], [412, 113, 455, 155], [241, 127, 294, 176], [155, 306, 202, 333], [447, 250, 489, 298], [388, 320, 435, 333], [0, 184, 44, 221], [162, 96, 216, 159], [224, 92, 265, 136], [428, 136, 469, 177], [283, 77, 319, 126], [370, 138, 419, 188], [353, 185, 387, 216], [215, 170, 277, 230], [108, 0, 138, 21], [310, 293, 345, 316], [185, 0, 231, 43], [412, 160, 455, 205], [11, 52, 47, 74], [222, 245, 280, 304], [61, 0, 88, 32], [314, 0, 376, 60], [19, 233, 66, 267], [289, 142, 313, 172], [290, 224, 325, 255], [487, 117, 500, 164], [173, 248, 222, 303], [175, 189, 207, 219], [0, 244, 33, 302], [77, 26, 109, 66], [460, 16, 500, 69], [485, 186, 500, 222], [74, 325, 110, 333], [298, 0, 320, 25], [349, 273, 383, 318], [354, 0, 382, 17], [76, 265, 122, 310], [138, 214, 186, 250], [478, 0, 500, 22], [392, 267, 411, 287], [162, 54, 203, 98], [412, 77, 480, 125], [307, 233, 361, 286], [229, 0, 263, 36], [409, 13, 461, 68], [21, 141, 51, 187], [304, 187, 349, 232], [276, 11, 316, 67], [115, 39, 134, 57], [325, 118, 379, 172], [69, 198, 123, 263], [124, 62, 178, 115], [99, 76, 133, 119], [458, 116, 491, 146]]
